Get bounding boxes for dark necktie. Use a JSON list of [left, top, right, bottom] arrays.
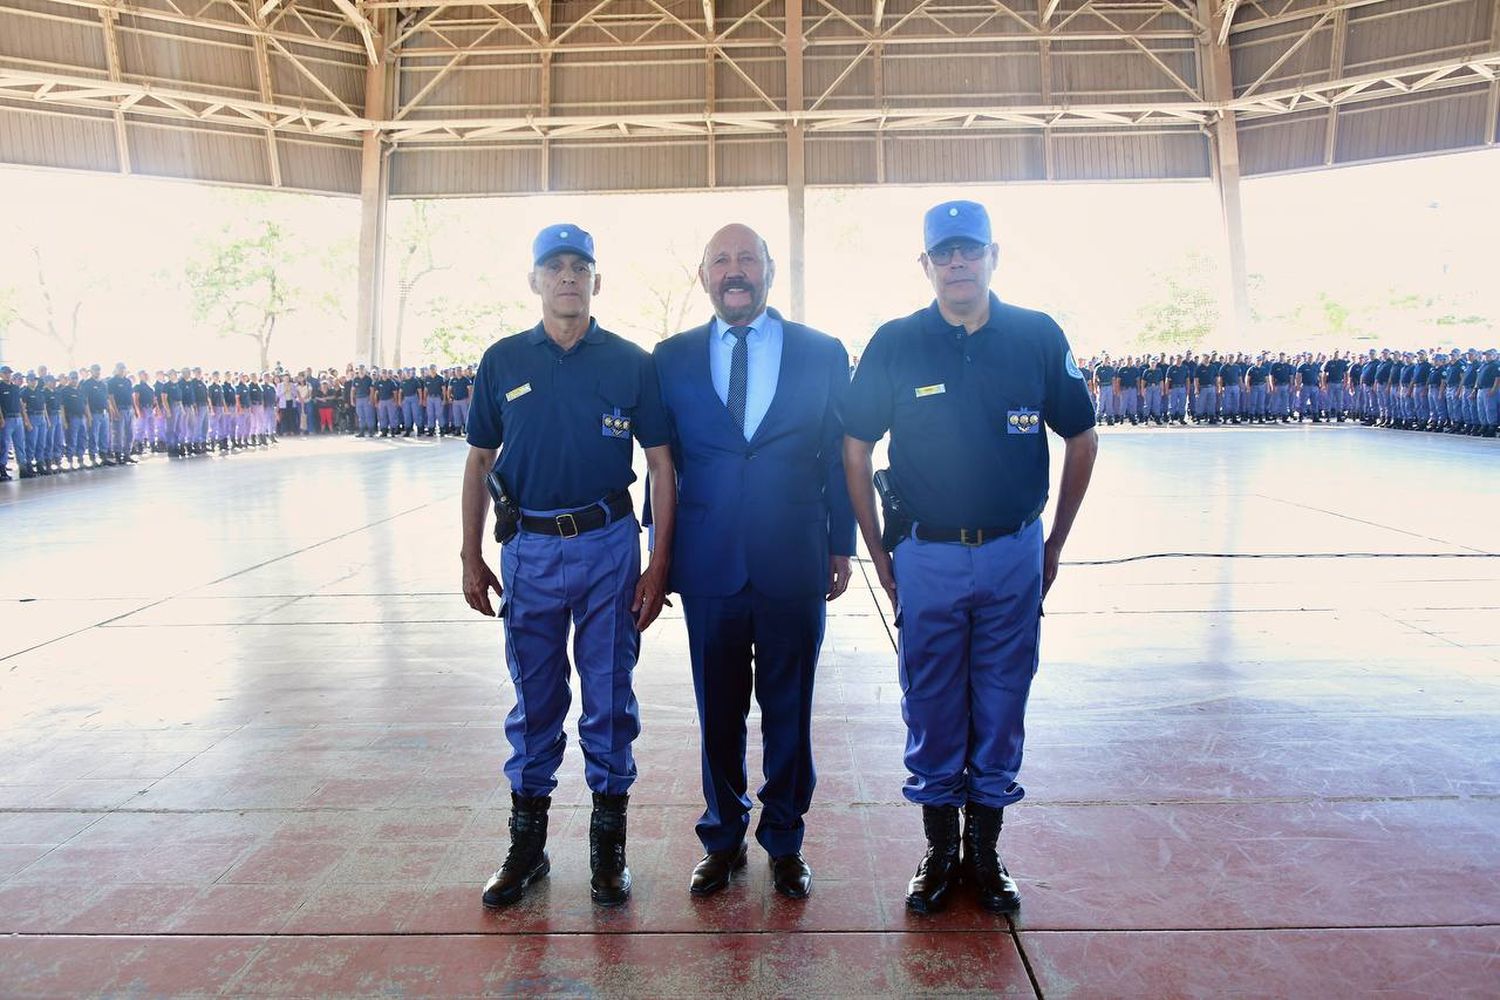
[[727, 325, 751, 432]]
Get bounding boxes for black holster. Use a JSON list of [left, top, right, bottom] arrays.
[[873, 468, 913, 553], [486, 468, 521, 545]]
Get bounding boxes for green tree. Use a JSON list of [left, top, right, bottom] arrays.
[[1133, 251, 1221, 353], [421, 293, 520, 367], [184, 214, 333, 372]]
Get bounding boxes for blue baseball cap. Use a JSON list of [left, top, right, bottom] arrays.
[[532, 223, 595, 265], [924, 200, 992, 251]]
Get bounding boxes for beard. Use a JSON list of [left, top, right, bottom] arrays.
[[713, 279, 764, 325]]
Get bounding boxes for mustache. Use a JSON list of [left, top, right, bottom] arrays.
[[718, 278, 757, 295]]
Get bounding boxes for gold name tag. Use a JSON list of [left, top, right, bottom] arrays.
[[505, 383, 532, 402], [914, 384, 946, 398]]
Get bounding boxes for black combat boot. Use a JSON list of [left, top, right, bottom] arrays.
[[962, 803, 1022, 914], [481, 793, 551, 908], [905, 805, 961, 914], [588, 792, 632, 907]]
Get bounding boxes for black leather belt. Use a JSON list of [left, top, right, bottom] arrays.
[[520, 490, 633, 539], [914, 506, 1044, 547]]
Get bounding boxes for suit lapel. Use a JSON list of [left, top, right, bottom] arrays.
[[749, 318, 805, 446]]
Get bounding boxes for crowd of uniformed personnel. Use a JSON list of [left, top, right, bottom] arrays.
[[1081, 347, 1500, 435], [0, 361, 478, 481]]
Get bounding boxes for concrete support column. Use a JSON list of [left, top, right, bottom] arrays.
[[1197, 0, 1251, 339], [355, 11, 394, 365], [785, 0, 806, 322]]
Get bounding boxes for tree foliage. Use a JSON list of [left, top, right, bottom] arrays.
[[1133, 251, 1222, 352], [184, 215, 331, 372], [420, 291, 521, 367]]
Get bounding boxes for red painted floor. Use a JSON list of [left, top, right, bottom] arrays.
[[1, 427, 1497, 997]]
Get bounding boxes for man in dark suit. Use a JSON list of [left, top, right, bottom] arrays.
[[652, 223, 857, 900]]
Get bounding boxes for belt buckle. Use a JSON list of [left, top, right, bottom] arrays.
[[555, 513, 579, 539], [959, 528, 984, 547]]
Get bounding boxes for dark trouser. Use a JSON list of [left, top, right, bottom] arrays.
[[683, 585, 825, 857]]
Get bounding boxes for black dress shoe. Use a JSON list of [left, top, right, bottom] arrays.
[[689, 843, 747, 897], [770, 852, 812, 900]]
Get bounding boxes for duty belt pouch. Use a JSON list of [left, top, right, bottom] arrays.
[[873, 468, 913, 553], [485, 468, 521, 545]]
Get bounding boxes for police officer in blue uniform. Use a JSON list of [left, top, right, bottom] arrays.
[[843, 201, 1099, 915], [350, 366, 375, 437], [462, 224, 677, 911], [449, 366, 473, 434], [0, 367, 27, 480]]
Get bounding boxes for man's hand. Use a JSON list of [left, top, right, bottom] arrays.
[[1042, 536, 1064, 600], [826, 555, 852, 602], [632, 563, 669, 631], [462, 554, 503, 617], [870, 547, 897, 612]]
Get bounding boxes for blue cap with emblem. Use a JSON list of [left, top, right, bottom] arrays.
[[923, 200, 992, 251], [533, 223, 596, 265]]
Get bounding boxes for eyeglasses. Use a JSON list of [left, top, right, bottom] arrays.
[[926, 243, 988, 266]]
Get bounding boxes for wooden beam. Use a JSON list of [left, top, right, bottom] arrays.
[[702, 0, 713, 35], [1042, 0, 1063, 24]]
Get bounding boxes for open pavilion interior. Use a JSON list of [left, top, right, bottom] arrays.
[[2, 1, 1499, 996]]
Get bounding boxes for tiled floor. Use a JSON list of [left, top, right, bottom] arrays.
[[1, 425, 1497, 998]]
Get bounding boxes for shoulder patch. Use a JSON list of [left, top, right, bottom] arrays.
[[1064, 350, 1085, 380]]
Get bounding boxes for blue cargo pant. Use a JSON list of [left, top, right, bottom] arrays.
[[893, 519, 1044, 809], [451, 399, 471, 433], [26, 414, 50, 466], [1168, 387, 1187, 420], [500, 509, 642, 798], [1298, 385, 1319, 418], [1223, 385, 1242, 417], [1095, 385, 1114, 421], [49, 414, 65, 462], [402, 396, 422, 432], [1144, 385, 1162, 420], [355, 399, 375, 433], [1118, 388, 1138, 422], [426, 398, 444, 431], [89, 412, 110, 458], [4, 415, 30, 470], [378, 399, 399, 431], [1197, 386, 1218, 421]]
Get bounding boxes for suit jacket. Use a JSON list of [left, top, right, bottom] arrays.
[[653, 309, 857, 601]]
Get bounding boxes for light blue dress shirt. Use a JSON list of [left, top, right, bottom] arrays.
[[709, 310, 782, 441]]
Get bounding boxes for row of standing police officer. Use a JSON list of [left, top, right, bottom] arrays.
[[1082, 348, 1498, 436]]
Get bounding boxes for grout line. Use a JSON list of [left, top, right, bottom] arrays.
[[0, 923, 1495, 941], [1008, 914, 1046, 999]]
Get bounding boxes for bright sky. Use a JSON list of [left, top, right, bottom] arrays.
[[1, 147, 1495, 372]]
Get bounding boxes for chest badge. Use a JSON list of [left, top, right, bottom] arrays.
[[1007, 408, 1041, 434], [602, 408, 632, 439], [505, 383, 532, 402], [914, 383, 946, 398]]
